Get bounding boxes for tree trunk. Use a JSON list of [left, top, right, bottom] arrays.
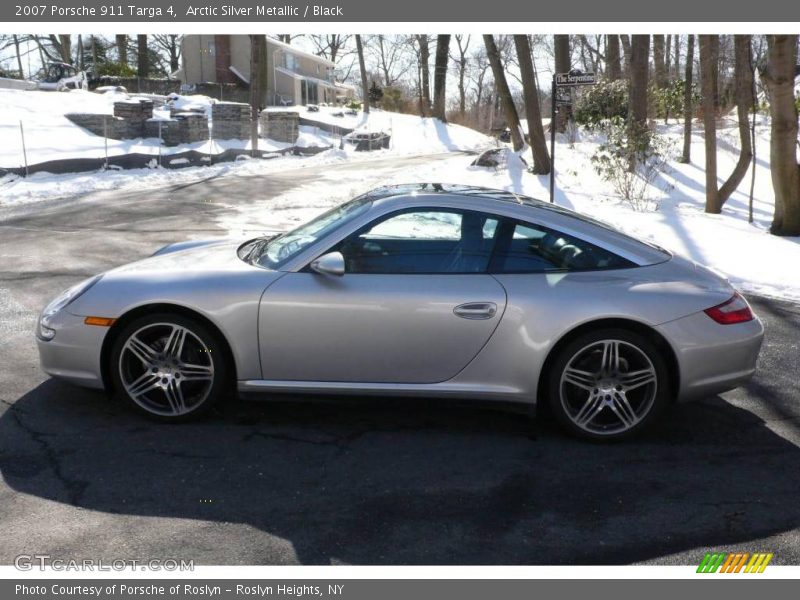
[[628, 35, 650, 171], [717, 35, 755, 205], [116, 35, 127, 65], [680, 35, 695, 163], [58, 35, 72, 63], [355, 35, 369, 114], [606, 34, 621, 80], [629, 35, 649, 128], [432, 35, 450, 122], [417, 35, 431, 117], [764, 35, 800, 235], [514, 35, 551, 174], [12, 35, 24, 78], [653, 35, 667, 88], [137, 34, 148, 78], [620, 34, 631, 75], [483, 35, 524, 152], [553, 35, 570, 132], [673, 35, 681, 79], [249, 35, 265, 158], [169, 35, 179, 73], [77, 34, 84, 70], [700, 35, 720, 213]]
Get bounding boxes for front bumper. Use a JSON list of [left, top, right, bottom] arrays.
[[36, 309, 108, 390], [656, 310, 764, 402]]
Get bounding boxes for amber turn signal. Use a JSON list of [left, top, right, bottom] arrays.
[[84, 316, 116, 327]]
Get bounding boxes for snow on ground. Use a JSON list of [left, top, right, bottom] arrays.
[[0, 89, 490, 171], [218, 116, 800, 303], [266, 105, 490, 154], [0, 89, 493, 203]]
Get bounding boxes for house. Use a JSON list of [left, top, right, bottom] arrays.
[[177, 35, 354, 106]]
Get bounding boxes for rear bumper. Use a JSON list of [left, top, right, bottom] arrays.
[[36, 310, 107, 390], [656, 311, 764, 402]]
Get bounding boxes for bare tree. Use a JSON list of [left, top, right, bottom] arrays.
[[355, 34, 369, 114], [152, 35, 182, 73], [483, 35, 524, 151], [620, 34, 631, 75], [629, 35, 650, 131], [700, 35, 720, 213], [45, 35, 72, 63], [367, 34, 411, 87], [451, 34, 470, 117], [249, 35, 267, 157], [137, 34, 148, 77], [553, 35, 570, 132], [763, 35, 800, 235], [716, 35, 755, 205], [606, 34, 621, 80], [514, 35, 550, 173], [468, 45, 491, 128], [413, 35, 431, 117], [115, 34, 127, 65], [12, 35, 24, 77], [680, 34, 695, 163], [653, 35, 667, 88], [310, 34, 350, 64], [432, 35, 450, 122]]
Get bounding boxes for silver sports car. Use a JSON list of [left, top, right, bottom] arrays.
[[36, 184, 764, 440]]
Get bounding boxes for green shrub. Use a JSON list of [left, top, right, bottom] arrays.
[[650, 79, 701, 120], [574, 79, 629, 128], [591, 118, 672, 211], [94, 61, 136, 78]]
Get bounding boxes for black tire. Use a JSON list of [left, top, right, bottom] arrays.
[[109, 312, 229, 422], [546, 328, 670, 441]]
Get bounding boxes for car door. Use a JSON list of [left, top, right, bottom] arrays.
[[258, 208, 507, 384]]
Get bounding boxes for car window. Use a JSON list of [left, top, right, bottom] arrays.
[[336, 209, 500, 274], [489, 219, 635, 273], [255, 196, 372, 268]]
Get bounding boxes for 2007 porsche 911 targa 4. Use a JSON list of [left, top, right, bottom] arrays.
[[36, 184, 764, 440]]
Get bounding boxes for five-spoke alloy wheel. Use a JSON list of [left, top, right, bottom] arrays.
[[548, 329, 669, 440], [110, 314, 228, 420]]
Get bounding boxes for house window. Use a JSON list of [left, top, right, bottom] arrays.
[[206, 41, 215, 56], [283, 53, 298, 72]]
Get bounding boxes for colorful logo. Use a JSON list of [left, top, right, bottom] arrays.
[[697, 552, 773, 573]]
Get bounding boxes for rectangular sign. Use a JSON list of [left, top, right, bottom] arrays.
[[555, 72, 597, 86], [2, 0, 799, 22]]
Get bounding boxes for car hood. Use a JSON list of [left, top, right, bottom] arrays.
[[108, 239, 257, 277], [65, 238, 280, 318]]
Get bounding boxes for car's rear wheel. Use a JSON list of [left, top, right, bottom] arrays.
[[110, 313, 228, 421], [547, 328, 670, 441]]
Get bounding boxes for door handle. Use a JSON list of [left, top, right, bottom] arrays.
[[453, 302, 498, 320]]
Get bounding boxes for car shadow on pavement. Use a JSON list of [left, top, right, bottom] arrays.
[[1, 379, 799, 565]]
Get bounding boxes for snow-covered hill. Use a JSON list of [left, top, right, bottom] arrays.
[[0, 89, 492, 170]]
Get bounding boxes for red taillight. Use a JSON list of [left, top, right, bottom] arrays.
[[704, 292, 754, 325]]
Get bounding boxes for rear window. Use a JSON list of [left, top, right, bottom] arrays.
[[489, 219, 635, 273]]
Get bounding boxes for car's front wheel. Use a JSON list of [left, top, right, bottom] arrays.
[[110, 313, 228, 421], [547, 328, 670, 441]]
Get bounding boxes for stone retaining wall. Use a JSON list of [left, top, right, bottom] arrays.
[[260, 111, 299, 144], [212, 102, 251, 140]]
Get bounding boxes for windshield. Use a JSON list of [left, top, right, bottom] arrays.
[[253, 196, 373, 269]]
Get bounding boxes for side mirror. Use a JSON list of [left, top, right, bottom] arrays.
[[310, 252, 345, 276]]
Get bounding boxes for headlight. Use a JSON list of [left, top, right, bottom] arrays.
[[37, 275, 102, 341]]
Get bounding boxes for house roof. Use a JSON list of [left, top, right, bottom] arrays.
[[266, 37, 335, 68], [275, 67, 337, 89]]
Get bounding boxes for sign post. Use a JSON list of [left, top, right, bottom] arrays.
[[549, 70, 596, 204]]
